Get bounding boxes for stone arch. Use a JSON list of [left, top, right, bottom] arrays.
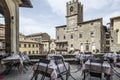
[[0, 0, 12, 53], [0, 0, 32, 53]]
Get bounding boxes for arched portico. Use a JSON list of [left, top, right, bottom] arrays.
[[0, 0, 32, 53]]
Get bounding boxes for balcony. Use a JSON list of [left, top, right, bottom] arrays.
[[56, 48, 68, 51]]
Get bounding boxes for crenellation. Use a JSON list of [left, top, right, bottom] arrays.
[[68, 0, 79, 4]]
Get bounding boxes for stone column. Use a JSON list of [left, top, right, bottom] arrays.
[[5, 0, 20, 53]]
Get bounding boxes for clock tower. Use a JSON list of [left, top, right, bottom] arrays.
[[66, 0, 83, 29]]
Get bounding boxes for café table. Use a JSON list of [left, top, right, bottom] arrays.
[[32, 61, 70, 80], [1, 54, 25, 74], [47, 54, 64, 60], [82, 60, 114, 80], [104, 52, 118, 63]]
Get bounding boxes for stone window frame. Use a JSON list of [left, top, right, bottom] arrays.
[[19, 44, 21, 47], [79, 24, 82, 27], [32, 44, 34, 48], [90, 31, 95, 37], [79, 32, 83, 38], [57, 36, 59, 40], [70, 34, 73, 39], [91, 22, 94, 25], [29, 51, 31, 54], [63, 35, 66, 39], [24, 44, 26, 48], [29, 44, 31, 48], [71, 44, 73, 47]]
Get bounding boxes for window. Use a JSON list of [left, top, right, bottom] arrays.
[[86, 44, 89, 51], [33, 44, 34, 48], [64, 35, 66, 39], [57, 36, 59, 39], [29, 44, 31, 48], [62, 44, 64, 48], [29, 51, 31, 54], [79, 25, 82, 27], [71, 44, 73, 47], [90, 31, 95, 37], [19, 44, 21, 47], [70, 6, 74, 12], [91, 22, 94, 25], [36, 44, 38, 47], [24, 44, 26, 48], [33, 51, 34, 54], [79, 33, 82, 38], [36, 51, 38, 54], [106, 41, 110, 44], [71, 34, 73, 39]]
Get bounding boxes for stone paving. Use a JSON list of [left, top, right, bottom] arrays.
[[0, 64, 120, 80]]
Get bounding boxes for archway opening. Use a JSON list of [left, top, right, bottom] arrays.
[[0, 14, 5, 54]]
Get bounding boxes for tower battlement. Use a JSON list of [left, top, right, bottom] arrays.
[[67, 0, 79, 5]]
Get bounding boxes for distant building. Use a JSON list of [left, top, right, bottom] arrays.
[[50, 39, 56, 53], [105, 28, 111, 52], [26, 33, 51, 53], [19, 33, 42, 55], [0, 24, 5, 53], [110, 16, 120, 52], [0, 24, 42, 55], [56, 0, 107, 54]]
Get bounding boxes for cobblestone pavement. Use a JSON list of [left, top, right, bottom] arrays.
[[0, 64, 120, 80]]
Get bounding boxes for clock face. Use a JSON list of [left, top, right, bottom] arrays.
[[69, 19, 75, 27]]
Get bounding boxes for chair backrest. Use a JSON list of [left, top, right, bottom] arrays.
[[89, 59, 103, 74], [35, 59, 50, 73], [52, 56, 64, 65], [39, 59, 50, 64], [52, 56, 68, 74]]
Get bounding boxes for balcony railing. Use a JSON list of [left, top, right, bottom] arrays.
[[56, 48, 68, 51]]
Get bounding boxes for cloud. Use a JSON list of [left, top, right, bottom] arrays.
[[103, 11, 120, 25], [19, 0, 120, 39], [19, 16, 56, 38], [47, 0, 69, 15], [81, 0, 112, 10]]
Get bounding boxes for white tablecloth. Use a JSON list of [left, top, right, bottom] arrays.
[[47, 54, 64, 60], [82, 60, 114, 75], [1, 54, 25, 65], [76, 54, 93, 60], [33, 62, 70, 79], [104, 52, 119, 62]]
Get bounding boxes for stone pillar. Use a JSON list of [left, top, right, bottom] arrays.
[[5, 0, 21, 53]]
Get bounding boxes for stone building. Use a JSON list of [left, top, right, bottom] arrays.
[[0, 0, 32, 53], [0, 24, 42, 55], [50, 39, 56, 53], [110, 16, 120, 52], [19, 33, 41, 55], [26, 33, 50, 53], [0, 24, 5, 53], [56, 0, 107, 54]]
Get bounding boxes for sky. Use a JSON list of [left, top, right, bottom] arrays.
[[1, 0, 120, 39]]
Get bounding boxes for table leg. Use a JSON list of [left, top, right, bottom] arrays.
[[83, 70, 85, 80], [0, 63, 13, 75], [105, 74, 111, 80]]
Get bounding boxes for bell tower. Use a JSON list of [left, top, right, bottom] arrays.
[[66, 0, 83, 29]]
